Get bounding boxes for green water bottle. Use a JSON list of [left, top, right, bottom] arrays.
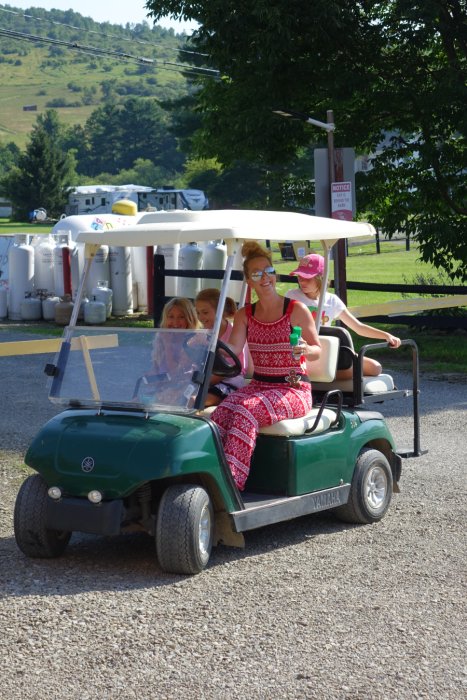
[[290, 326, 302, 358]]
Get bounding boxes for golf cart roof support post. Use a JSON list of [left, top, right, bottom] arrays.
[[314, 240, 333, 333], [209, 253, 236, 353]]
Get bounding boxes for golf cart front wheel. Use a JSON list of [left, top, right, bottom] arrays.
[[14, 474, 72, 558], [156, 484, 214, 575], [334, 448, 393, 524]]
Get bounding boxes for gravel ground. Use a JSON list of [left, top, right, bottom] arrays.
[[0, 325, 466, 700]]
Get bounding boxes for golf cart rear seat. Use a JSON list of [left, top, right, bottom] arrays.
[[310, 327, 401, 405]]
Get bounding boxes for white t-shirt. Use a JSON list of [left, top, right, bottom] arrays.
[[285, 288, 346, 326]]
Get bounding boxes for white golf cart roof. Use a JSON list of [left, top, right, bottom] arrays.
[[76, 209, 375, 249]]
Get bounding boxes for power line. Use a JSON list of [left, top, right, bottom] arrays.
[[0, 27, 219, 79], [0, 5, 208, 58]]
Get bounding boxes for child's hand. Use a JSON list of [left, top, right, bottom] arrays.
[[387, 334, 401, 348]]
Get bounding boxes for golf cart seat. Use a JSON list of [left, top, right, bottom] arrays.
[[199, 335, 342, 436], [309, 326, 397, 404]]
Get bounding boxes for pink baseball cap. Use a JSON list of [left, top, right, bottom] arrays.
[[290, 254, 324, 279]]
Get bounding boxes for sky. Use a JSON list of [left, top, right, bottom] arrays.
[[4, 1, 198, 33]]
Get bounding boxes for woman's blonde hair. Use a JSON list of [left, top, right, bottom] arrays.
[[241, 240, 272, 278], [160, 297, 200, 329], [195, 288, 237, 319]]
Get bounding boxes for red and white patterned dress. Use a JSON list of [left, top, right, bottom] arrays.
[[211, 298, 312, 490]]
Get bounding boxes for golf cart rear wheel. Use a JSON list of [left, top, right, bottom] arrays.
[[14, 474, 72, 558], [334, 448, 393, 524], [156, 484, 214, 575]]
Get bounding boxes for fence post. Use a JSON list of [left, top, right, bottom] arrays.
[[376, 229, 380, 254], [406, 234, 410, 251]]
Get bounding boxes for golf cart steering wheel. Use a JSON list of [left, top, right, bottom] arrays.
[[183, 335, 241, 378], [212, 340, 242, 378]]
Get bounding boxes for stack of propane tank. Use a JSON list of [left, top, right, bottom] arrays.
[[0, 214, 232, 325]]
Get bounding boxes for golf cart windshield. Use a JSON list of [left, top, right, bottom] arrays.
[[48, 327, 213, 413]]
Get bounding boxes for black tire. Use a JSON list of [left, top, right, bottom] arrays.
[[155, 484, 214, 575], [334, 448, 393, 524], [14, 474, 71, 558]]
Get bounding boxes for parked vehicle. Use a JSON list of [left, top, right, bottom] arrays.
[[12, 210, 420, 575]]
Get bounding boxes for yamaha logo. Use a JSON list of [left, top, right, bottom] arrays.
[[81, 456, 95, 473]]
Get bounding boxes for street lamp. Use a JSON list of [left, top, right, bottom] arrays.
[[273, 107, 347, 304]]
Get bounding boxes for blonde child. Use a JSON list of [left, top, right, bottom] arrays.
[[195, 288, 252, 407], [151, 297, 200, 377], [285, 254, 401, 379]]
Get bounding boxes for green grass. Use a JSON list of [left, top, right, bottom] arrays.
[[0, 219, 53, 235]]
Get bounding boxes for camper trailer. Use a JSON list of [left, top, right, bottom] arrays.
[[65, 185, 208, 216]]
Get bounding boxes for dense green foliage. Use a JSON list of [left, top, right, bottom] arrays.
[[146, 0, 467, 280], [1, 110, 76, 219]]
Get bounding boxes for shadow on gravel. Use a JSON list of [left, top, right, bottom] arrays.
[[0, 511, 353, 597]]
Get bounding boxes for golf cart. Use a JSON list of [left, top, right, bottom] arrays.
[[13, 210, 419, 575]]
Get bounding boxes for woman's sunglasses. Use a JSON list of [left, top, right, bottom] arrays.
[[249, 266, 276, 282]]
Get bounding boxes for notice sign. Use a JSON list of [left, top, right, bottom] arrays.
[[331, 181, 353, 221]]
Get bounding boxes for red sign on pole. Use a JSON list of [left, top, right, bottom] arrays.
[[331, 181, 353, 221]]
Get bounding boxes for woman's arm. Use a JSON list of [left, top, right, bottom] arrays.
[[225, 307, 249, 356], [339, 309, 401, 347]]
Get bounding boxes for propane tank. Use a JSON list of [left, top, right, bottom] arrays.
[[84, 296, 106, 325], [202, 240, 227, 290], [178, 242, 203, 298], [0, 287, 7, 319], [20, 293, 42, 321], [130, 246, 148, 311], [91, 280, 112, 318], [109, 246, 133, 316], [156, 243, 179, 297], [32, 235, 55, 294], [86, 246, 110, 298], [54, 294, 74, 326], [8, 235, 34, 320], [70, 244, 85, 301], [53, 232, 72, 298], [42, 295, 61, 321]]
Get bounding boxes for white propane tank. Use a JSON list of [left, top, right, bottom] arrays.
[[156, 243, 179, 297], [178, 242, 203, 298], [8, 235, 34, 320], [202, 240, 227, 290], [109, 246, 133, 316], [91, 280, 112, 318], [70, 244, 85, 301], [20, 294, 42, 321], [227, 245, 245, 303], [42, 295, 60, 321], [0, 287, 7, 319], [84, 297, 106, 325], [32, 235, 55, 294], [53, 233, 73, 298], [51, 213, 140, 244], [130, 246, 149, 311], [87, 246, 110, 298]]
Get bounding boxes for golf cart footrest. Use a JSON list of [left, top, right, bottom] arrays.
[[46, 497, 124, 535]]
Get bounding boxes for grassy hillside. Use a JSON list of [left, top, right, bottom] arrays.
[[0, 5, 191, 149]]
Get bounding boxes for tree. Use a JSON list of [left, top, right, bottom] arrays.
[[145, 0, 467, 280], [1, 110, 76, 220]]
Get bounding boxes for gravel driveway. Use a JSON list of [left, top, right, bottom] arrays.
[[0, 325, 466, 700]]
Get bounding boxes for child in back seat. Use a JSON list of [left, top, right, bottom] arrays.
[[285, 254, 401, 379]]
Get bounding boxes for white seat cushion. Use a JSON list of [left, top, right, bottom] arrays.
[[306, 335, 339, 383], [312, 373, 395, 394], [258, 407, 337, 436], [199, 405, 337, 436]]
